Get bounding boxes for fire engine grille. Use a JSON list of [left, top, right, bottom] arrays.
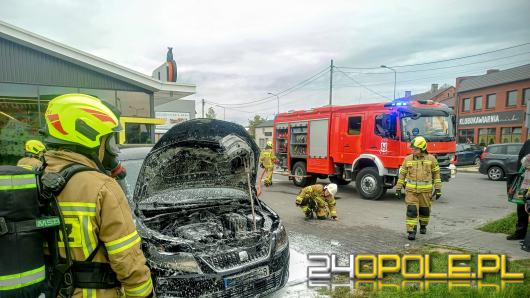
[[434, 153, 451, 167]]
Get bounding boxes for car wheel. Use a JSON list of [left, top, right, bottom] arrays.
[[329, 175, 351, 185], [355, 167, 385, 200], [473, 157, 480, 166], [292, 161, 315, 187], [487, 166, 504, 181]]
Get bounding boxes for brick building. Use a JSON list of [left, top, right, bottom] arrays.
[[455, 64, 530, 145]]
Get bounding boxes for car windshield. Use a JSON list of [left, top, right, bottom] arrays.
[[401, 115, 455, 142]]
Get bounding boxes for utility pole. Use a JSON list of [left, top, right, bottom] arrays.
[[201, 98, 205, 118], [329, 59, 334, 106]]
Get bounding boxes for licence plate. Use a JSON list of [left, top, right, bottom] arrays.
[[223, 266, 270, 289]]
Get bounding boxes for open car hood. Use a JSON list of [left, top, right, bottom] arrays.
[[133, 119, 260, 203]]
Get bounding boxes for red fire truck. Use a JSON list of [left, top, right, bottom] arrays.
[[273, 99, 457, 200]]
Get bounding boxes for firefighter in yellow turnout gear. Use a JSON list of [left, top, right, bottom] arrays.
[[295, 183, 338, 220], [395, 136, 442, 240], [42, 94, 153, 297], [259, 141, 277, 186], [17, 139, 46, 170]]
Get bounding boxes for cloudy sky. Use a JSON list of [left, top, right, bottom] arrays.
[[1, 0, 529, 124]]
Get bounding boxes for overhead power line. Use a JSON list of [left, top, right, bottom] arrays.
[[334, 58, 530, 88], [335, 42, 530, 70], [337, 51, 530, 75], [209, 66, 329, 107], [335, 70, 388, 99]]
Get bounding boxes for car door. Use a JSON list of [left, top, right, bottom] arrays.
[[506, 144, 523, 174], [460, 144, 475, 164]]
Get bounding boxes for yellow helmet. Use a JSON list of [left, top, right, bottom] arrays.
[[44, 94, 121, 149], [411, 136, 427, 151], [266, 141, 273, 148], [25, 139, 46, 155]]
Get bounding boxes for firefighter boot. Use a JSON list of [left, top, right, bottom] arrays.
[[305, 211, 314, 220], [408, 226, 417, 241], [420, 225, 427, 234]]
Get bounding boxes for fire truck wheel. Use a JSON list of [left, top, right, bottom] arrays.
[[292, 161, 316, 187], [355, 167, 385, 200], [329, 175, 350, 186]]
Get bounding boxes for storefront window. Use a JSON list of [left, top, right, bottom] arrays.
[[79, 88, 116, 106], [478, 128, 496, 146], [0, 83, 41, 164], [116, 91, 151, 117], [501, 127, 522, 143], [125, 123, 153, 144], [458, 129, 474, 144]]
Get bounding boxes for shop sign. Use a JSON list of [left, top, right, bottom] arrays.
[[458, 110, 524, 127], [155, 111, 190, 133]]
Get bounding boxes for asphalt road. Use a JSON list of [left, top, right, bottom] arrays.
[[259, 170, 528, 259]]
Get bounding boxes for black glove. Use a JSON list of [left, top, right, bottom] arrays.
[[395, 189, 403, 200], [434, 190, 442, 200]]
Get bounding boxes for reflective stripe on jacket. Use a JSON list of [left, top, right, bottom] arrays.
[[44, 150, 153, 298], [396, 153, 441, 193]]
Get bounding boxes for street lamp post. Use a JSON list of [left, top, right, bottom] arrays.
[[380, 65, 397, 100], [268, 92, 280, 115]]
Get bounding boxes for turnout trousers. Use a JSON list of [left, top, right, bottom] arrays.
[[405, 192, 432, 232], [263, 166, 274, 186]]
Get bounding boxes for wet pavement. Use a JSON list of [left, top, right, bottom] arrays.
[[261, 171, 529, 297]]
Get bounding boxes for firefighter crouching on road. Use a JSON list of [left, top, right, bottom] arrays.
[[395, 136, 442, 240], [259, 141, 277, 187], [295, 183, 338, 220], [17, 139, 46, 170], [42, 94, 154, 297]]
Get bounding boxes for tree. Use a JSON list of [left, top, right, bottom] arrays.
[[205, 107, 217, 119], [248, 115, 265, 137]]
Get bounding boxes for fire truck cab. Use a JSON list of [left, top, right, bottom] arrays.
[[273, 100, 456, 200]]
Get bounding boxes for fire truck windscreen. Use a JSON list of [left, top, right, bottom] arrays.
[[401, 115, 455, 142]]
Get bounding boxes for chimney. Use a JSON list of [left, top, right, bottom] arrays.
[[404, 91, 412, 99], [431, 83, 439, 93], [486, 69, 499, 74]]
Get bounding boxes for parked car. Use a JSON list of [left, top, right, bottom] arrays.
[[119, 119, 289, 297], [455, 143, 484, 166], [478, 143, 523, 181]]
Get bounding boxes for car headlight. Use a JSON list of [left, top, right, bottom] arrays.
[[147, 245, 202, 274], [274, 222, 288, 254]]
